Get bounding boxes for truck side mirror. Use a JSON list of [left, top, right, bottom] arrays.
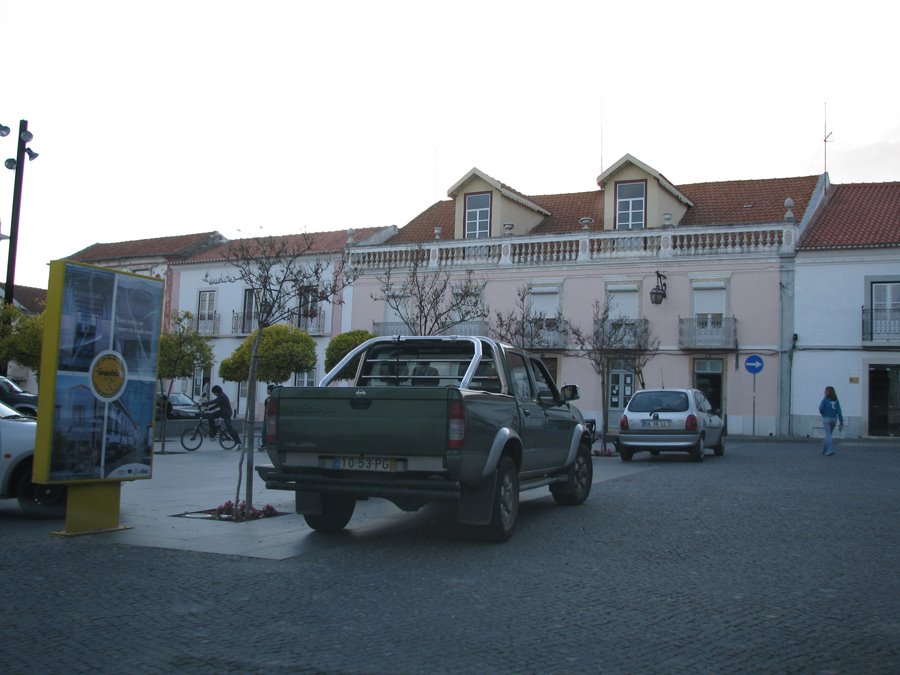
[[561, 384, 580, 402]]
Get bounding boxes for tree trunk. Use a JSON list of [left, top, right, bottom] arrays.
[[243, 328, 263, 510]]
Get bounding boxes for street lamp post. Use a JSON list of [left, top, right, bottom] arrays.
[[2, 120, 38, 306]]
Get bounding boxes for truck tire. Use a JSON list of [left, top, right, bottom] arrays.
[[479, 456, 519, 543], [16, 469, 67, 519], [551, 442, 593, 506], [304, 494, 356, 533]]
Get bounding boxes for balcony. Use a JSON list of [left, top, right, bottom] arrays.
[[679, 317, 736, 350], [348, 223, 797, 272], [524, 318, 569, 349], [292, 309, 328, 335], [372, 320, 490, 337], [196, 313, 220, 336], [862, 308, 900, 344], [231, 311, 258, 335]]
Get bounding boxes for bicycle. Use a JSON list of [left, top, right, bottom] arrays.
[[180, 419, 239, 451]]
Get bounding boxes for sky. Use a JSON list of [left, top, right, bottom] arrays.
[[1, 0, 899, 290]]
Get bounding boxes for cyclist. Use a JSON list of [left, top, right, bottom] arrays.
[[201, 385, 241, 447]]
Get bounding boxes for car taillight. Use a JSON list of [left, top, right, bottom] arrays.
[[619, 415, 629, 431], [685, 413, 698, 431], [265, 397, 278, 446], [448, 397, 467, 449]]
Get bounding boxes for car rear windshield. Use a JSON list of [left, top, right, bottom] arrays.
[[629, 391, 689, 413]]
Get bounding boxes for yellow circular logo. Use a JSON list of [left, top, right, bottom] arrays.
[[90, 351, 127, 400]]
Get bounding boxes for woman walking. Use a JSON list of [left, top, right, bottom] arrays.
[[818, 386, 844, 456]]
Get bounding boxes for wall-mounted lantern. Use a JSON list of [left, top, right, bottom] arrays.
[[649, 271, 667, 305]]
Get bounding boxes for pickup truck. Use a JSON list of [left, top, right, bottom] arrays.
[[257, 335, 593, 542]]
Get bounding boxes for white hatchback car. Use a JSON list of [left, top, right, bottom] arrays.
[[617, 388, 725, 462], [0, 400, 67, 517]]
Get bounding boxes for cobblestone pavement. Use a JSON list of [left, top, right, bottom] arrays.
[[1, 437, 898, 673]]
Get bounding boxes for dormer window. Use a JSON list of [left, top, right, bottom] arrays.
[[465, 192, 491, 239], [616, 181, 646, 230]]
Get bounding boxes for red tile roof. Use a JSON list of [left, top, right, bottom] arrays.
[[181, 227, 387, 263], [388, 175, 821, 243], [678, 176, 821, 226], [798, 183, 900, 250], [68, 232, 225, 263], [0, 283, 46, 313]]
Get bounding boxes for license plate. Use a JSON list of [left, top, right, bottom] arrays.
[[642, 419, 671, 429], [327, 456, 403, 472]]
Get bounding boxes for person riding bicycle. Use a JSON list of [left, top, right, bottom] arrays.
[[201, 385, 241, 446]]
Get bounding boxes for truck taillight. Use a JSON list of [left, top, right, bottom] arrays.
[[685, 414, 698, 431], [265, 397, 278, 446], [448, 398, 467, 449], [619, 415, 629, 431]]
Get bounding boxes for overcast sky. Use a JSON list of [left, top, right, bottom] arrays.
[[2, 0, 898, 290]]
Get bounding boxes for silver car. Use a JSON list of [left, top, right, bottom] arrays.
[[617, 388, 725, 462]]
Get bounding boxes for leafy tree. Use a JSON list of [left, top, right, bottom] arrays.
[[205, 231, 356, 511], [219, 324, 316, 384], [156, 311, 214, 453], [325, 329, 376, 381], [8, 310, 44, 377], [492, 285, 570, 350], [570, 297, 660, 451], [372, 246, 488, 335]]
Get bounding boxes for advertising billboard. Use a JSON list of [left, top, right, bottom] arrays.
[[33, 261, 164, 483]]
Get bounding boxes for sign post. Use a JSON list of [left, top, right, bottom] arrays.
[[744, 355, 764, 436]]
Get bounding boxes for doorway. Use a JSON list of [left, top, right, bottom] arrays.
[[869, 365, 899, 436], [694, 358, 724, 427]]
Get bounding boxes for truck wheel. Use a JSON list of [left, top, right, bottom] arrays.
[[17, 470, 67, 519], [552, 442, 593, 506], [304, 494, 355, 533], [479, 456, 519, 543]]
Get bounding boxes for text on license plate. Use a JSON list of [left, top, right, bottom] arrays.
[[642, 420, 671, 429], [328, 456, 403, 472]]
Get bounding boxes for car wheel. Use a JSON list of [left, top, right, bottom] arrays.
[[16, 469, 67, 519], [691, 435, 705, 462], [304, 494, 355, 533], [713, 435, 725, 457], [479, 456, 519, 542], [552, 442, 593, 506], [620, 448, 634, 462]]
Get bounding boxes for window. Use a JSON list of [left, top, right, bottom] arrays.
[[506, 352, 534, 400], [693, 288, 725, 328], [616, 181, 645, 230], [530, 357, 560, 401], [197, 290, 217, 334], [241, 289, 256, 334], [873, 282, 900, 320], [296, 286, 322, 333], [608, 290, 639, 321], [294, 369, 318, 387], [465, 193, 491, 239]]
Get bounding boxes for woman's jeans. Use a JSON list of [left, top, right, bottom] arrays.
[[822, 416, 837, 455]]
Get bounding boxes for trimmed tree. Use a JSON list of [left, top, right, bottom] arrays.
[[324, 330, 376, 382]]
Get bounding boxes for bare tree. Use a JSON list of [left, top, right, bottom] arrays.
[[570, 297, 660, 451], [205, 231, 356, 512], [372, 246, 488, 335], [492, 284, 571, 350]]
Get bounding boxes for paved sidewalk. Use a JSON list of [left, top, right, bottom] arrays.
[[31, 439, 646, 560]]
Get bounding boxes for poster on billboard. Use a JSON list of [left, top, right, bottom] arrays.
[[33, 261, 164, 484]]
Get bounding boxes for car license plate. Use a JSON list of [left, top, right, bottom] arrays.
[[642, 419, 671, 429], [327, 456, 402, 472]]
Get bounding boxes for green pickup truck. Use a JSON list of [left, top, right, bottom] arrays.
[[257, 335, 593, 542]]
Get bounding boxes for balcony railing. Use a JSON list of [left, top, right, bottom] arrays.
[[862, 308, 900, 343], [196, 313, 220, 336], [372, 320, 490, 337], [348, 223, 797, 272], [679, 317, 736, 350], [232, 311, 258, 335], [292, 309, 328, 335]]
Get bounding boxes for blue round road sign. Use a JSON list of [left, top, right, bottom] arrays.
[[744, 354, 764, 374]]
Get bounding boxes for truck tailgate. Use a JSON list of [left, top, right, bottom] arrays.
[[276, 387, 451, 459]]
